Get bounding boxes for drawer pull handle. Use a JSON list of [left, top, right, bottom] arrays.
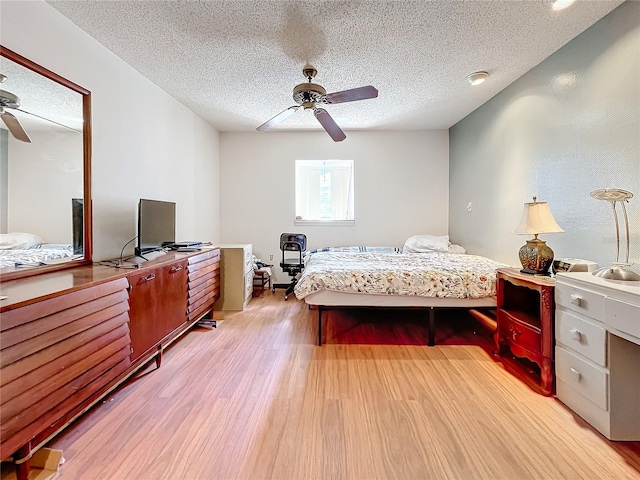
[[570, 294, 582, 306], [508, 325, 522, 341], [170, 265, 183, 273], [569, 328, 582, 341], [570, 367, 582, 381], [140, 274, 156, 283]]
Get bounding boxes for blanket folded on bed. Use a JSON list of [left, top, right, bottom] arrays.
[[304, 245, 401, 260], [294, 251, 508, 300]]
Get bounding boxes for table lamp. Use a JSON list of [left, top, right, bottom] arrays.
[[513, 196, 564, 275]]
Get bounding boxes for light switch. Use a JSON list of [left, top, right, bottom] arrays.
[[467, 202, 472, 212]]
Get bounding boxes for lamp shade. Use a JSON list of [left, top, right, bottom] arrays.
[[513, 197, 564, 235]]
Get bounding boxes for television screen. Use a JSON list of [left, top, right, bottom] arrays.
[[72, 198, 84, 255], [136, 199, 176, 255]]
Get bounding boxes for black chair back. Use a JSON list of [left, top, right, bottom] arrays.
[[272, 233, 307, 300], [280, 233, 307, 252]]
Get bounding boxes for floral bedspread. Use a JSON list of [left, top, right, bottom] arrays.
[[293, 251, 507, 299]]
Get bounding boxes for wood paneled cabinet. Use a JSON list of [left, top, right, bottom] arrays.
[[0, 248, 220, 480], [187, 249, 221, 322], [214, 244, 253, 311], [0, 277, 132, 477], [128, 259, 188, 365]]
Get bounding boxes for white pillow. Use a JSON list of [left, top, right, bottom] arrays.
[[448, 243, 467, 254], [403, 234, 449, 253], [0, 232, 45, 250]]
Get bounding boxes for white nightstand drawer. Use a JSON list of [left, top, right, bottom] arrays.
[[556, 283, 605, 320], [244, 270, 254, 300], [556, 310, 606, 366], [605, 297, 640, 342], [243, 246, 253, 276], [555, 346, 608, 410], [556, 380, 611, 439]]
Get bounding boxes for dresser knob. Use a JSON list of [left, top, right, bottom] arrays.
[[570, 294, 582, 306], [570, 367, 582, 381], [569, 328, 582, 341]]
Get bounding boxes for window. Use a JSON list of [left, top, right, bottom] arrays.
[[295, 159, 354, 224]]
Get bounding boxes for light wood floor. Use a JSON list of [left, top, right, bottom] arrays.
[[43, 292, 640, 479]]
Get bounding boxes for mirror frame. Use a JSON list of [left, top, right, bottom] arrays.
[[0, 46, 92, 281]]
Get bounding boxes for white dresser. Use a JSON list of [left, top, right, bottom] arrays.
[[555, 272, 640, 440], [213, 244, 253, 311]]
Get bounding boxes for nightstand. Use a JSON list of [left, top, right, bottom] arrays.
[[495, 268, 556, 395]]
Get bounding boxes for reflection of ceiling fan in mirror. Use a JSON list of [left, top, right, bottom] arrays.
[[257, 64, 378, 142], [1, 72, 82, 143], [0, 73, 31, 143]]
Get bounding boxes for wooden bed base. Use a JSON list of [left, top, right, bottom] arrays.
[[314, 305, 496, 347]]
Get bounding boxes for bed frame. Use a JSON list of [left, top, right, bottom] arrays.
[[304, 290, 496, 346]]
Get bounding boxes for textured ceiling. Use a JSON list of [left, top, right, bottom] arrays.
[[46, 0, 624, 133]]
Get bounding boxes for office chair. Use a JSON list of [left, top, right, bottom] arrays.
[[272, 233, 307, 300]]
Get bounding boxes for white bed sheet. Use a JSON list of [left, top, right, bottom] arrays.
[[303, 289, 496, 307]]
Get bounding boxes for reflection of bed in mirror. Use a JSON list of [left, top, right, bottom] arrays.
[[0, 231, 80, 268]]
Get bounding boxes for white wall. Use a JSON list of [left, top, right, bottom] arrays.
[[7, 128, 82, 243], [220, 130, 449, 282], [0, 1, 221, 260], [449, 1, 640, 271]]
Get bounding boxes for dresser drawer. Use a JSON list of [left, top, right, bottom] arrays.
[[555, 283, 605, 320], [244, 270, 254, 301], [556, 310, 606, 366], [555, 346, 608, 410], [605, 297, 640, 342], [499, 313, 540, 355], [556, 380, 611, 439]]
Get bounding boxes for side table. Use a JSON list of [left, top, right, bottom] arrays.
[[495, 268, 556, 395]]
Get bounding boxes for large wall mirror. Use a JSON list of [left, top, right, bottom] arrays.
[[0, 46, 92, 281]]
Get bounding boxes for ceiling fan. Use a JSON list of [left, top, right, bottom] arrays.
[[0, 74, 31, 143], [257, 64, 378, 142]]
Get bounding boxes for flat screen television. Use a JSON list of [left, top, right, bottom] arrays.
[[72, 198, 84, 255], [135, 198, 176, 256]]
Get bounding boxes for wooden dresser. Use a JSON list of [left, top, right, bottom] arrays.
[[0, 248, 220, 479]]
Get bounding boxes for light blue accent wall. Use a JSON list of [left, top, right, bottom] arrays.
[[449, 1, 640, 271]]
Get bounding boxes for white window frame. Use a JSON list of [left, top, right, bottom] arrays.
[[294, 159, 355, 226]]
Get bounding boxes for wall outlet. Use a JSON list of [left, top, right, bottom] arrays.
[[269, 253, 274, 261]]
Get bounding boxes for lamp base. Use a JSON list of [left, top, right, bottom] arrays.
[[519, 238, 554, 275], [519, 267, 552, 276], [592, 264, 640, 282]]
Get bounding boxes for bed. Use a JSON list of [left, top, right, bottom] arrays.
[[293, 237, 508, 346], [0, 232, 78, 269]]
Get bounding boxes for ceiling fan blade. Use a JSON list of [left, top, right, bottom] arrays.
[[314, 108, 346, 142], [257, 105, 300, 131], [325, 85, 378, 104], [16, 108, 82, 133], [1, 110, 31, 143]]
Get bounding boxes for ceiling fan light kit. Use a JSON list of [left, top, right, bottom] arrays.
[[257, 64, 378, 142], [466, 71, 488, 86], [552, 0, 576, 11]]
